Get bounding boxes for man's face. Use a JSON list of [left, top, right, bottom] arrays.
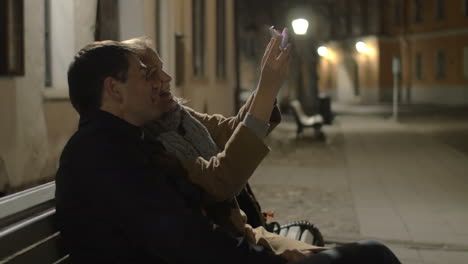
[[141, 48, 177, 114], [119, 54, 161, 125]]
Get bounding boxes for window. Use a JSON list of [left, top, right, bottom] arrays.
[[0, 0, 24, 75], [43, 0, 75, 90], [192, 0, 205, 77], [216, 0, 226, 79], [351, 0, 363, 35], [175, 34, 185, 86], [434, 0, 445, 20], [414, 0, 423, 23], [155, 0, 162, 56], [393, 0, 402, 27], [95, 0, 120, 41], [415, 53, 423, 80], [464, 0, 468, 17], [44, 0, 97, 96], [435, 50, 446, 79], [44, 0, 52, 86], [463, 47, 468, 79]]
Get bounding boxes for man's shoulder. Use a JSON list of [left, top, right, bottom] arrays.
[[62, 126, 110, 155], [59, 124, 123, 172]]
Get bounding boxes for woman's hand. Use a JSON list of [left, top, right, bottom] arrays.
[[248, 34, 291, 123], [258, 34, 291, 97]]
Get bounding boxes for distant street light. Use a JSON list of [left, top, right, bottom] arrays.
[[317, 46, 329, 57], [355, 41, 367, 53], [291, 18, 309, 35]]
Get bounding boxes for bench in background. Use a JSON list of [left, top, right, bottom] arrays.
[[289, 100, 326, 140]]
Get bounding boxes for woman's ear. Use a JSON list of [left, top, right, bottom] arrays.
[[103, 77, 123, 103]]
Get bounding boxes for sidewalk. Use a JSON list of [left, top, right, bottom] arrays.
[[250, 106, 468, 264]]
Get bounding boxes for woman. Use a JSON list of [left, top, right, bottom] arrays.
[[123, 36, 323, 257], [121, 36, 402, 264]]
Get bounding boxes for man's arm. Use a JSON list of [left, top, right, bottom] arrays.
[[94, 166, 287, 264]]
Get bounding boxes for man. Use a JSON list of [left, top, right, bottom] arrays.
[[55, 39, 292, 263]]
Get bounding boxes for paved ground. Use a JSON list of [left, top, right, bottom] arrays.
[[249, 104, 468, 264]]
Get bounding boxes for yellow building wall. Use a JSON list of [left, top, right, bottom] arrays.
[[410, 34, 468, 86]]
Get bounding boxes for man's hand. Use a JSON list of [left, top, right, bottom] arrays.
[[280, 249, 313, 262]]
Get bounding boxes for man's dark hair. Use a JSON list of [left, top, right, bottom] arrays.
[[68, 41, 135, 115]]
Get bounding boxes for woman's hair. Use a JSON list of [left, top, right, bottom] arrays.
[[122, 36, 188, 105], [122, 37, 153, 59]]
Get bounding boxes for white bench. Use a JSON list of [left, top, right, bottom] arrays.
[[289, 100, 326, 140], [0, 182, 70, 264]]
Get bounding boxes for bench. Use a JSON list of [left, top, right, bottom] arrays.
[[289, 100, 326, 140], [0, 182, 69, 264], [238, 185, 325, 247], [0, 182, 324, 263]]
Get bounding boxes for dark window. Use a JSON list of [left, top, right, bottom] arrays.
[[95, 0, 120, 41], [435, 50, 446, 79], [0, 0, 24, 75], [463, 47, 468, 79], [435, 0, 445, 20], [414, 0, 423, 23], [192, 0, 205, 77], [351, 0, 363, 35], [393, 0, 402, 27], [44, 0, 52, 86], [216, 0, 226, 79], [415, 53, 423, 80], [175, 34, 185, 86], [155, 0, 162, 56], [464, 0, 468, 17]]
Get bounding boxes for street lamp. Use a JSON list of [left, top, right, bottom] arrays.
[[290, 15, 325, 140], [317, 46, 329, 57], [355, 41, 374, 55], [291, 18, 309, 35], [355, 41, 367, 53]]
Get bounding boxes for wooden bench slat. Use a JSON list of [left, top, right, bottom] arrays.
[[0, 183, 55, 220], [0, 210, 60, 260], [52, 255, 71, 264], [5, 235, 68, 264]]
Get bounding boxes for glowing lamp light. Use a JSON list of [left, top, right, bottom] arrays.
[[291, 18, 309, 35], [317, 46, 329, 57], [356, 41, 368, 53]]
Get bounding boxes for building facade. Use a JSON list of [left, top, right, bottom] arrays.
[[318, 0, 468, 105], [0, 0, 237, 194]]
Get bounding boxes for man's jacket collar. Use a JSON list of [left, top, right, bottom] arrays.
[[79, 110, 144, 140]]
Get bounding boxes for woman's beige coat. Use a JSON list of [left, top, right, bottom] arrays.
[[181, 94, 323, 254]]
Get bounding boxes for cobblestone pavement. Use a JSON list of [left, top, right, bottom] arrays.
[[248, 105, 468, 263], [249, 105, 468, 242], [249, 117, 361, 239]]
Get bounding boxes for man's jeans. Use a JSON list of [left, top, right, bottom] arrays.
[[293, 240, 401, 264]]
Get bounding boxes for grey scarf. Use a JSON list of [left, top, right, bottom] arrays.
[[143, 105, 220, 161]]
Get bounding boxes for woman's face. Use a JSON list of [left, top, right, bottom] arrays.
[[142, 48, 177, 114]]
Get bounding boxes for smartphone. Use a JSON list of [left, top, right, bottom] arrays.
[[269, 26, 288, 50]]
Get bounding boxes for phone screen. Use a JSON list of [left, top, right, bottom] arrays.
[[269, 26, 288, 50]]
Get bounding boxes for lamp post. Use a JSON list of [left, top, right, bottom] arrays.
[[291, 16, 325, 141], [291, 17, 319, 116]]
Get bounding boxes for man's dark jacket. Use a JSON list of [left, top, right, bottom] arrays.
[[55, 110, 286, 264]]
